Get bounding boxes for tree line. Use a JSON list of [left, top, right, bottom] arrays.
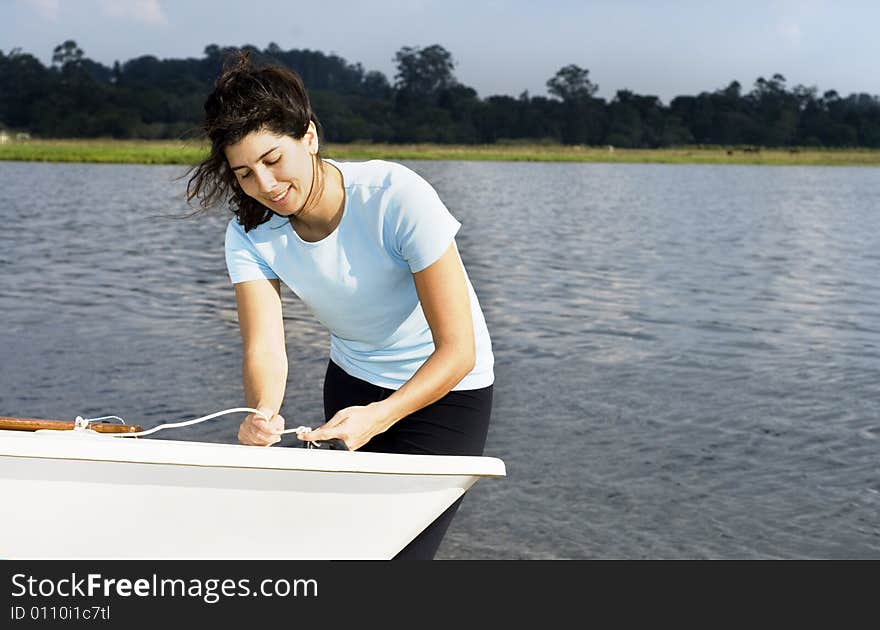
[[1, 40, 879, 147]]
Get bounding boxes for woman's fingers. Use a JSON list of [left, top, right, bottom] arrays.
[[266, 413, 285, 435], [238, 412, 284, 446], [298, 410, 346, 441], [298, 408, 371, 449], [302, 426, 348, 444]]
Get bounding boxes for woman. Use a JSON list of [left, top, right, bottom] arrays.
[[186, 54, 494, 559]]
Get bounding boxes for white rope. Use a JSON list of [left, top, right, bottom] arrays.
[[78, 408, 315, 441], [99, 407, 272, 438]]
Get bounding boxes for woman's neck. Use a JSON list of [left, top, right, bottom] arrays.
[[290, 159, 345, 241]]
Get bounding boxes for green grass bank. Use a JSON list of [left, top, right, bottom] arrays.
[[1, 139, 880, 166]]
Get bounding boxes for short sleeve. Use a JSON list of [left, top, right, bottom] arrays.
[[387, 173, 461, 273], [224, 219, 279, 284]]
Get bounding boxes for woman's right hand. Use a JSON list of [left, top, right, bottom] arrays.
[[238, 408, 284, 446]]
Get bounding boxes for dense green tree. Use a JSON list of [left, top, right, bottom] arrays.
[[747, 74, 798, 145], [51, 40, 84, 68], [546, 65, 604, 144], [437, 84, 481, 143], [2, 42, 879, 148], [546, 64, 598, 102], [393, 44, 457, 107], [0, 49, 51, 129], [475, 95, 521, 142]]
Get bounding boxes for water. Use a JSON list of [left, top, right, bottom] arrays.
[[1, 159, 878, 559]]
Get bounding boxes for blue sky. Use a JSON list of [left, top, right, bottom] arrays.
[[2, 0, 879, 103]]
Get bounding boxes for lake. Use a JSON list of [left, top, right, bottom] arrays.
[[1, 159, 878, 558]]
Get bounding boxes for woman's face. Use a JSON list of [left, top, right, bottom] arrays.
[[224, 125, 319, 217]]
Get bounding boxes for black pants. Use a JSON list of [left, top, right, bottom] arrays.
[[323, 359, 493, 559]]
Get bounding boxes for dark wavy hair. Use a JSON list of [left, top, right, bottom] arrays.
[[186, 52, 324, 232]]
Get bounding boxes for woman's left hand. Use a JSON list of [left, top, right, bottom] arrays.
[[298, 402, 392, 451]]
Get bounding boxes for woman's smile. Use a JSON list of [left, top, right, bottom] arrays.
[[268, 185, 291, 204]]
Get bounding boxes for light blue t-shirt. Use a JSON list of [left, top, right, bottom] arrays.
[[224, 159, 494, 390]]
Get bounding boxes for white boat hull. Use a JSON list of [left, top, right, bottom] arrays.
[[0, 429, 505, 559]]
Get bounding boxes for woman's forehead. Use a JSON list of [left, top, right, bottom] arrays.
[[225, 129, 292, 160]]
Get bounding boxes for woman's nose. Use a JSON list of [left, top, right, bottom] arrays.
[[254, 167, 277, 193]]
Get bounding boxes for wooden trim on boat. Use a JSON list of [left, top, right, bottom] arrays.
[[0, 417, 143, 434]]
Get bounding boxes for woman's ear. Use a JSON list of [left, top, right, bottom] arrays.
[[306, 121, 319, 154]]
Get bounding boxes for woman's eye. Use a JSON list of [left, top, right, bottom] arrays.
[[239, 171, 250, 179], [265, 155, 281, 165]]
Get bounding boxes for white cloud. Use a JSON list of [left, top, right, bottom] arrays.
[[778, 20, 803, 46], [99, 0, 168, 26], [772, 0, 826, 47], [19, 0, 60, 21]]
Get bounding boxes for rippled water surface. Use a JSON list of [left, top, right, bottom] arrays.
[[1, 159, 878, 558]]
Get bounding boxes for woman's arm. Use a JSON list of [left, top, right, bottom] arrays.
[[234, 278, 288, 445], [381, 242, 476, 417], [300, 242, 475, 450]]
